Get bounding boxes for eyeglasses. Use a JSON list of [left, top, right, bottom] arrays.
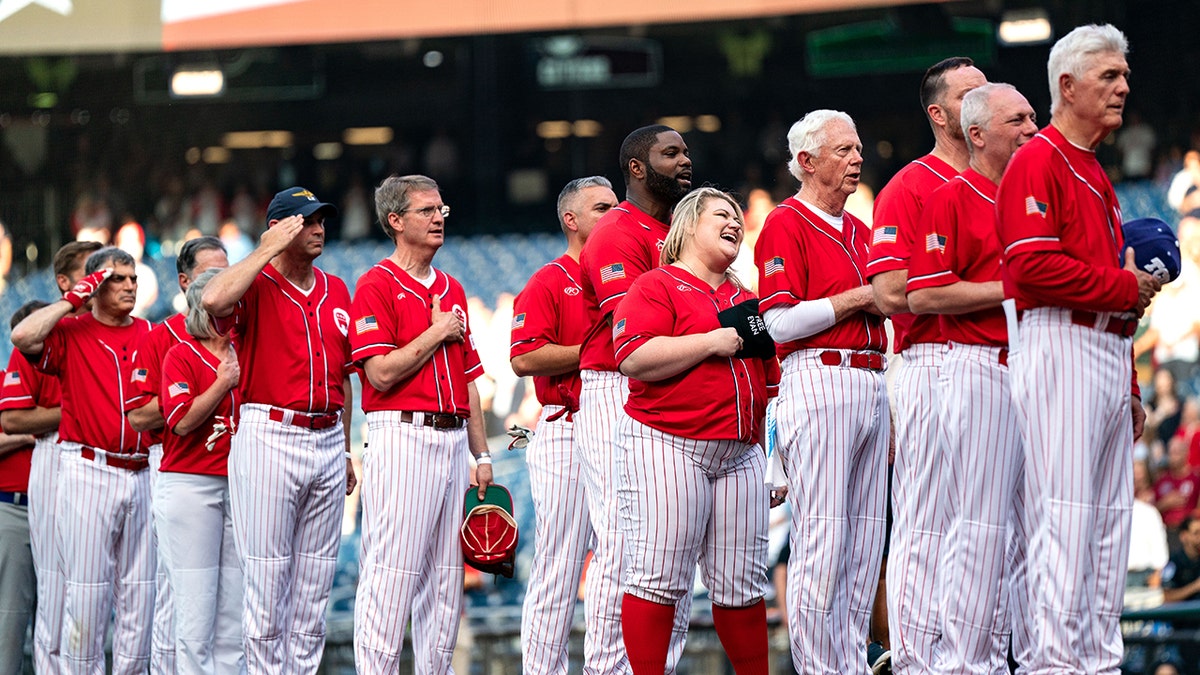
[[399, 204, 451, 220]]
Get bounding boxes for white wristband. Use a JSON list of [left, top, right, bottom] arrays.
[[475, 453, 493, 466], [344, 452, 352, 460]]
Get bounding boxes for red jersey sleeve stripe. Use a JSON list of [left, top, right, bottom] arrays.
[[351, 342, 395, 360], [866, 256, 905, 270], [612, 335, 649, 364], [165, 400, 190, 428], [906, 270, 957, 290], [0, 394, 35, 408]]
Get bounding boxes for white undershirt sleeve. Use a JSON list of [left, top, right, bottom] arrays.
[[763, 299, 837, 343]]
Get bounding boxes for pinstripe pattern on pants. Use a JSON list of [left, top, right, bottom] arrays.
[[229, 404, 346, 674], [1009, 308, 1132, 675], [776, 350, 889, 675], [354, 411, 469, 675], [57, 443, 155, 675], [934, 342, 1028, 674], [148, 443, 177, 675], [27, 433, 63, 673], [575, 370, 690, 674], [521, 405, 593, 675], [885, 342, 946, 675], [615, 415, 769, 608]]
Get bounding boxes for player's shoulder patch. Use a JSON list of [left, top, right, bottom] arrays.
[[511, 313, 526, 330], [764, 256, 785, 277], [1024, 195, 1048, 218], [355, 315, 379, 335], [925, 233, 947, 253], [613, 318, 627, 337], [600, 263, 626, 283], [872, 225, 898, 246]]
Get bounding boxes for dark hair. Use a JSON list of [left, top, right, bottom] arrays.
[[919, 57, 976, 112], [52, 241, 103, 278], [176, 236, 226, 277], [11, 300, 49, 329], [619, 125, 675, 184], [1182, 515, 1200, 535]]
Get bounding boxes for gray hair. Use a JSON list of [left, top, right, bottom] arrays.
[[185, 268, 223, 340], [84, 246, 135, 274], [786, 110, 856, 182], [557, 176, 614, 225], [1048, 24, 1128, 115], [960, 82, 1021, 138], [374, 174, 440, 241]]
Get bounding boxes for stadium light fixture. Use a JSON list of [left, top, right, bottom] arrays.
[[344, 127, 394, 145], [998, 9, 1052, 46], [170, 67, 225, 98]]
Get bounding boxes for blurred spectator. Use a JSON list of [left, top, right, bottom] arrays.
[[1162, 516, 1200, 603], [0, 219, 12, 295], [1136, 458, 1159, 504], [1176, 398, 1200, 468], [1155, 438, 1200, 550], [1134, 259, 1200, 392], [1168, 151, 1200, 213], [339, 175, 373, 242], [730, 188, 774, 293], [424, 128, 460, 183], [1115, 111, 1157, 181], [1129, 479, 1169, 587], [1144, 369, 1185, 455], [229, 184, 260, 237], [218, 220, 254, 264], [190, 179, 224, 236], [1152, 658, 1183, 675], [71, 190, 112, 243], [114, 220, 160, 318]]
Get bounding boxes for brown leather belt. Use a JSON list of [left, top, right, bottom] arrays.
[[400, 411, 465, 430], [819, 350, 886, 371], [269, 407, 340, 430], [80, 446, 149, 472]]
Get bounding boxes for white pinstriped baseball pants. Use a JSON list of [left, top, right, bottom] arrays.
[[575, 370, 690, 674], [521, 406, 593, 675], [776, 350, 889, 675], [148, 443, 178, 675], [934, 342, 1030, 674], [1009, 308, 1133, 675], [229, 404, 346, 675], [354, 411, 469, 675], [27, 433, 63, 673], [885, 342, 947, 675], [57, 442, 155, 675], [615, 416, 769, 608]]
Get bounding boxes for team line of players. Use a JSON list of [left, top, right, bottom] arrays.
[[0, 20, 1160, 675]]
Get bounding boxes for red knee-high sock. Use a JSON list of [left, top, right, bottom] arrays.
[[712, 600, 769, 675], [621, 593, 676, 674]]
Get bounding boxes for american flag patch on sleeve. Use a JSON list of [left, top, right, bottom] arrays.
[[600, 263, 626, 283], [355, 315, 378, 334], [511, 313, 526, 330], [131, 368, 148, 383], [872, 226, 898, 245], [925, 233, 947, 253], [168, 382, 190, 398], [764, 256, 785, 276], [1024, 195, 1048, 217], [3, 371, 19, 386], [613, 318, 626, 338]]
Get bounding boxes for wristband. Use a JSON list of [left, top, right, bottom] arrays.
[[475, 452, 493, 466], [345, 451, 352, 460]]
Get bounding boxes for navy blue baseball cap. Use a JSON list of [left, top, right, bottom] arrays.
[[1122, 217, 1181, 284], [266, 186, 338, 225]]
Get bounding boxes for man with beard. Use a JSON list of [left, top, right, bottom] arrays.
[[865, 57, 986, 675], [576, 124, 693, 673]]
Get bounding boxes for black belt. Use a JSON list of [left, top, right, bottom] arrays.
[[399, 411, 465, 430]]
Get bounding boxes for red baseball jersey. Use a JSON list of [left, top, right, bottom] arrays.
[[0, 385, 33, 491], [123, 312, 189, 444], [868, 154, 957, 353], [160, 341, 237, 476], [350, 259, 483, 416], [578, 202, 670, 372], [612, 266, 780, 445], [215, 264, 353, 414], [906, 169, 1008, 347], [510, 254, 586, 408], [32, 313, 151, 454], [755, 197, 888, 359], [0, 347, 62, 416], [995, 125, 1137, 312]]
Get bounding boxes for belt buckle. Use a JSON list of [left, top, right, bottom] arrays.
[[432, 414, 458, 430]]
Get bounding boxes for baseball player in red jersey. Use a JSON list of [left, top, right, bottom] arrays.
[[348, 174, 493, 673], [201, 186, 357, 673], [866, 57, 985, 675], [577, 124, 694, 673], [906, 82, 1038, 674], [513, 176, 618, 674], [995, 25, 1161, 674], [755, 110, 890, 675], [0, 304, 43, 675], [0, 241, 97, 673], [156, 268, 244, 674], [11, 246, 154, 674], [613, 187, 780, 675], [125, 235, 229, 674]]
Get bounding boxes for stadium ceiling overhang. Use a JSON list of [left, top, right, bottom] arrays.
[[0, 0, 945, 54]]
